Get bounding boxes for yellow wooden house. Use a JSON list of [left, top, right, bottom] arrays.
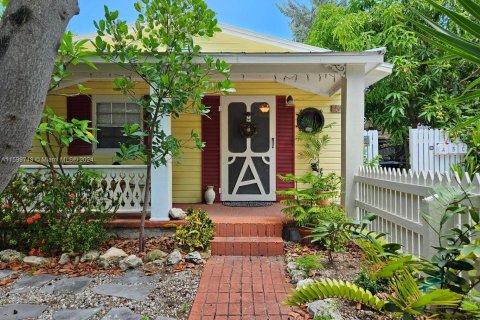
[[25, 23, 391, 220]]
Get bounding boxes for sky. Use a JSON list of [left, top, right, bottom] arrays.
[[68, 0, 312, 39]]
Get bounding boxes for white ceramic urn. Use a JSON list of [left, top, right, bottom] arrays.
[[204, 186, 215, 205]]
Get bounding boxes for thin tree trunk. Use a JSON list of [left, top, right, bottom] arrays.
[[140, 159, 152, 252], [0, 0, 79, 193]]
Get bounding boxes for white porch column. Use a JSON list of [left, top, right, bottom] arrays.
[[341, 64, 365, 218], [149, 98, 172, 221]]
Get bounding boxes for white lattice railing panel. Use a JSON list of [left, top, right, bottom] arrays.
[[354, 166, 480, 257], [21, 165, 147, 213]]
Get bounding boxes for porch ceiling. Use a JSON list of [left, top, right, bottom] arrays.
[[57, 50, 392, 97]]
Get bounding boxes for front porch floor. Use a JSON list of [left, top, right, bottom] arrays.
[[175, 203, 285, 224]]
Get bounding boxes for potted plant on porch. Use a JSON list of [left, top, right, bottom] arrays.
[[276, 172, 342, 243]]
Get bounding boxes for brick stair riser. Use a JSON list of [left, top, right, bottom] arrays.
[[214, 223, 282, 237], [211, 238, 283, 256]]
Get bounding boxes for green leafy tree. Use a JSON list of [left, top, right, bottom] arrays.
[[277, 0, 347, 42], [94, 0, 232, 251], [306, 0, 478, 163], [412, 0, 480, 175]]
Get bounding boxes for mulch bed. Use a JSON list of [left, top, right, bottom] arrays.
[[0, 237, 203, 284], [284, 241, 388, 320]]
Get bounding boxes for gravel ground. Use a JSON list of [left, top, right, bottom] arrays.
[[0, 268, 202, 320], [0, 266, 203, 320]]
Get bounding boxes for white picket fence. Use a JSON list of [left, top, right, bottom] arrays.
[[409, 127, 468, 174], [354, 166, 480, 258], [21, 165, 147, 213], [364, 130, 379, 164]]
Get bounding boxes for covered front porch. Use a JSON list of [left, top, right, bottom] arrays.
[[49, 49, 392, 220]]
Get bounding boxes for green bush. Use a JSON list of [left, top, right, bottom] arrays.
[[354, 270, 389, 294], [0, 168, 118, 254], [174, 208, 215, 251], [295, 254, 324, 273]]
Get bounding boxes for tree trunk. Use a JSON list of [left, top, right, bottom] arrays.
[[0, 0, 79, 193], [139, 160, 152, 252]]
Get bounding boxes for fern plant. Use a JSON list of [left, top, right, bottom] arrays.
[[285, 278, 386, 311]]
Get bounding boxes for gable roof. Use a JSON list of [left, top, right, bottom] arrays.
[[75, 22, 331, 53]]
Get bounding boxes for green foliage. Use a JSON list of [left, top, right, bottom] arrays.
[[276, 172, 342, 227], [285, 278, 386, 311], [421, 184, 479, 295], [307, 0, 478, 146], [0, 168, 118, 254], [461, 289, 480, 318], [354, 271, 389, 294], [34, 108, 97, 170], [383, 269, 462, 318], [295, 254, 324, 273], [174, 208, 215, 251], [296, 125, 332, 174], [310, 213, 377, 264], [93, 0, 232, 251]]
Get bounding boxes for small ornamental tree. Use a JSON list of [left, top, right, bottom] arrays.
[[94, 0, 232, 251]]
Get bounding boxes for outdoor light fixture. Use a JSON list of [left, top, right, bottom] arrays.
[[259, 103, 270, 113], [286, 95, 295, 107]]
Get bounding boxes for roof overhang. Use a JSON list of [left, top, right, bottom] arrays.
[[59, 49, 392, 96]]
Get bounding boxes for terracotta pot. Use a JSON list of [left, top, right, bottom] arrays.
[[299, 227, 313, 245], [317, 190, 333, 206]]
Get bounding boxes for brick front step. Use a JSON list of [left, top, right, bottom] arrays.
[[214, 222, 282, 238], [211, 236, 283, 256]]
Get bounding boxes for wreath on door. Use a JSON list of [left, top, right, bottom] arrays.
[[240, 122, 257, 138]]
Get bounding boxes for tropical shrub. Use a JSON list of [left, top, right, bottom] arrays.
[[0, 168, 118, 254], [295, 254, 324, 273], [354, 271, 389, 295], [277, 172, 342, 227], [174, 208, 215, 251]]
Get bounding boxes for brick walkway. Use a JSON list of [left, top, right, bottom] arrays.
[[189, 256, 295, 320]]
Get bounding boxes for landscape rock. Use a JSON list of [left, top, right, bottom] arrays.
[[92, 284, 155, 301], [58, 253, 70, 265], [152, 259, 164, 266], [40, 276, 92, 295], [11, 274, 56, 293], [287, 261, 299, 272], [98, 248, 127, 268], [296, 278, 315, 290], [290, 269, 306, 284], [307, 299, 343, 320], [0, 249, 23, 262], [81, 250, 100, 262], [110, 270, 159, 285], [185, 251, 203, 264], [23, 256, 49, 265], [102, 307, 142, 320], [166, 250, 182, 266], [200, 249, 211, 259], [119, 255, 143, 271], [168, 208, 186, 220], [0, 304, 47, 320], [0, 270, 14, 280], [53, 307, 103, 320], [145, 249, 168, 262]]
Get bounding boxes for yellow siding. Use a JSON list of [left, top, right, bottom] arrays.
[[29, 81, 341, 204]]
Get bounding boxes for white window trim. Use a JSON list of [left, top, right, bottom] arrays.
[[92, 95, 144, 154]]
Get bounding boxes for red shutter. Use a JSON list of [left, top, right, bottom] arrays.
[[67, 95, 93, 156], [201, 96, 221, 202], [276, 96, 295, 200]]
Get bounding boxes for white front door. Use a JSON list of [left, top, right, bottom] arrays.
[[220, 96, 276, 201]]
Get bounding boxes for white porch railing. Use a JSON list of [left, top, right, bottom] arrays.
[[21, 165, 147, 213], [354, 166, 480, 257]]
